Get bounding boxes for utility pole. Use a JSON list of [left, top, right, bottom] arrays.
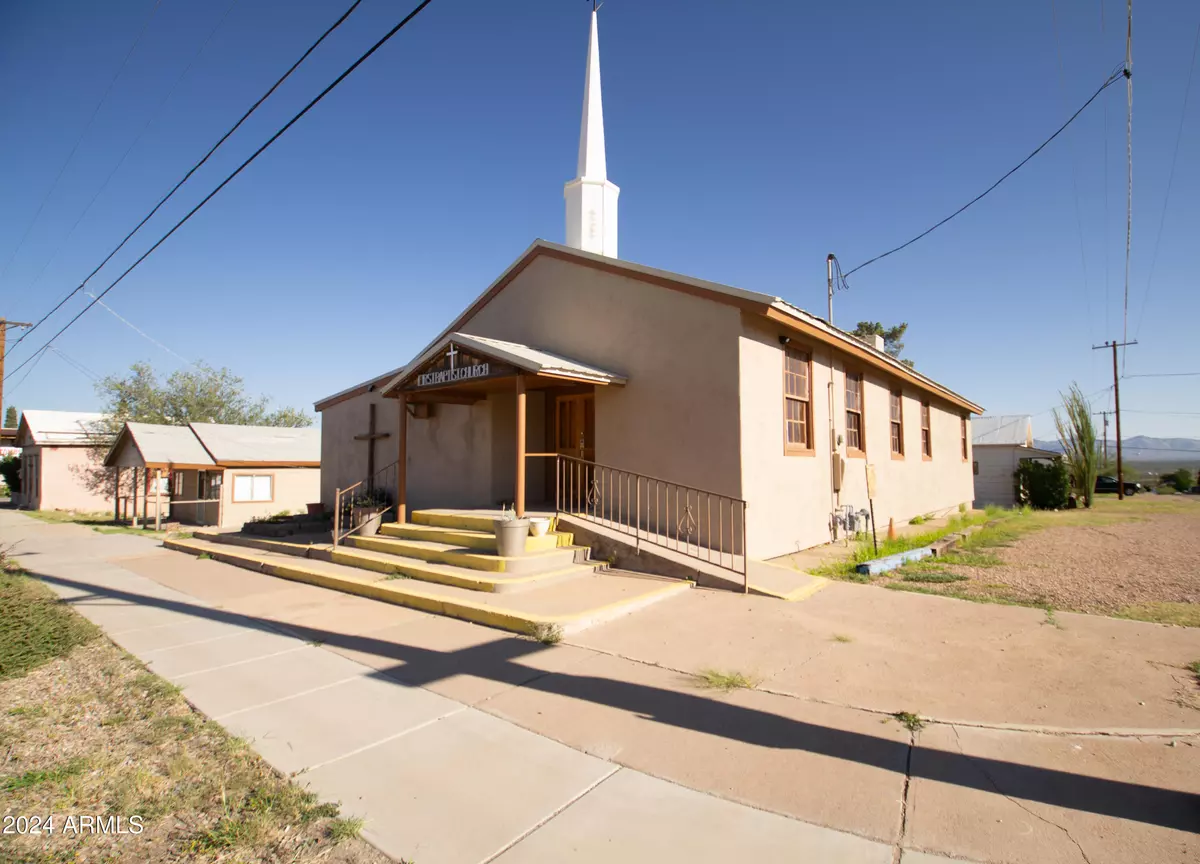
[[1092, 340, 1137, 500], [0, 319, 33, 427], [826, 254, 835, 324]]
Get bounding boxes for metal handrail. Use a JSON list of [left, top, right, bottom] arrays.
[[551, 453, 748, 589], [333, 460, 398, 545]]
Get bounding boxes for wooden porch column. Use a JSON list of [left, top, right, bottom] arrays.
[[113, 467, 120, 522], [154, 469, 163, 532], [131, 467, 139, 527], [515, 376, 527, 518], [141, 469, 149, 525], [396, 393, 408, 524]]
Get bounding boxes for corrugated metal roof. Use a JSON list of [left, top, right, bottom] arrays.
[[455, 333, 627, 383], [973, 415, 1033, 446], [124, 422, 215, 466], [190, 423, 320, 463], [19, 410, 108, 445]]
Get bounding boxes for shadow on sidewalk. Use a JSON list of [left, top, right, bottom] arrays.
[[31, 568, 1200, 835]]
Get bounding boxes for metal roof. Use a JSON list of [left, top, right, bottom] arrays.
[[189, 422, 320, 464], [973, 415, 1034, 446], [18, 410, 109, 446], [387, 332, 627, 393], [111, 422, 215, 467]]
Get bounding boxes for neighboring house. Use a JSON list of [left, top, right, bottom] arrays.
[[971, 415, 1061, 508], [15, 410, 113, 512], [104, 422, 320, 529]]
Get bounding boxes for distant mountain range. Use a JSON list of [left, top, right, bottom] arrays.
[[1033, 437, 1200, 461]]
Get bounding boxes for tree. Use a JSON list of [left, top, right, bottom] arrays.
[[1168, 468, 1194, 493], [1053, 383, 1099, 508], [94, 362, 312, 432], [851, 321, 914, 368], [4, 406, 16, 428]]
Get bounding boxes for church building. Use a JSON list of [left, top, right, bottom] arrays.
[[316, 11, 981, 565]]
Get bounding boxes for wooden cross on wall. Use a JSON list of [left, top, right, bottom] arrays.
[[354, 402, 391, 484]]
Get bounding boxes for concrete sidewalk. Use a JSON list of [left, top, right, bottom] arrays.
[[1, 512, 903, 864], [5, 510, 1197, 864]]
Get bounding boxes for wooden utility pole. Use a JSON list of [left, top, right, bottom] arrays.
[[1092, 410, 1111, 464], [1092, 340, 1137, 500], [0, 319, 34, 425]]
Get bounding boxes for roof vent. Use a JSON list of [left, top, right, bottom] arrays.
[[864, 334, 885, 352]]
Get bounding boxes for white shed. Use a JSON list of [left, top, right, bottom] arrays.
[[971, 415, 1061, 508]]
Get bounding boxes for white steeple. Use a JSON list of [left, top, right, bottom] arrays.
[[564, 9, 619, 257]]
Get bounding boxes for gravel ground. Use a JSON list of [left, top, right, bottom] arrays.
[[950, 502, 1200, 614]]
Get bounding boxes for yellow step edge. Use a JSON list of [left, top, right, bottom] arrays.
[[328, 546, 590, 593], [748, 576, 830, 602], [164, 538, 688, 637], [379, 524, 561, 553]]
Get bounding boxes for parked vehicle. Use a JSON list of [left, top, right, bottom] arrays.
[[1094, 475, 1141, 496]]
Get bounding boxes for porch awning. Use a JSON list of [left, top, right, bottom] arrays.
[[381, 332, 628, 396]]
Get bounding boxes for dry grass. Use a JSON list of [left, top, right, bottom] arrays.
[[0, 570, 386, 864], [694, 669, 759, 692], [23, 509, 165, 539]]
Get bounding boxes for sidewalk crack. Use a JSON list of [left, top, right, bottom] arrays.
[[892, 728, 917, 864], [949, 725, 1093, 864]]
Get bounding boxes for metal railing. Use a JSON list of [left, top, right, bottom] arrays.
[[333, 460, 398, 545], [552, 454, 747, 584]]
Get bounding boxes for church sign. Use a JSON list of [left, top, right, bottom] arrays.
[[407, 344, 511, 391], [417, 363, 490, 387]]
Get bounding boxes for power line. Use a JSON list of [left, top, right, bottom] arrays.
[[1102, 0, 1110, 337], [843, 66, 1127, 280], [86, 292, 196, 367], [1121, 371, 1200, 379], [5, 0, 436, 384], [1049, 0, 1094, 337], [0, 0, 164, 282], [1133, 15, 1199, 339], [7, 347, 49, 396], [6, 0, 369, 358], [18, 0, 240, 306], [1121, 410, 1200, 416], [46, 345, 99, 382], [1121, 0, 1133, 372]]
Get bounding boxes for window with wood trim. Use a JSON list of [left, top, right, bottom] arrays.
[[961, 417, 969, 460], [845, 371, 864, 454], [172, 471, 183, 497], [784, 348, 812, 452], [889, 389, 904, 456], [920, 402, 932, 458]]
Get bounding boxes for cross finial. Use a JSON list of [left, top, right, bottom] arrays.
[[446, 344, 458, 371]]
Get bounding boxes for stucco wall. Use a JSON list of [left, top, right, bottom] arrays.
[[739, 316, 975, 558], [319, 391, 400, 510], [26, 445, 116, 513], [460, 254, 744, 499], [220, 467, 320, 528], [407, 401, 493, 510]]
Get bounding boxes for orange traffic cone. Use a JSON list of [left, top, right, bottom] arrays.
[[887, 517, 896, 541]]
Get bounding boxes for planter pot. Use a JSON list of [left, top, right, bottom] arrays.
[[352, 506, 385, 537], [528, 517, 551, 537], [306, 502, 325, 517], [493, 518, 530, 557]]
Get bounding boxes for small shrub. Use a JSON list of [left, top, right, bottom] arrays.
[[1167, 469, 1194, 493], [893, 711, 925, 732], [695, 669, 759, 691], [908, 514, 928, 525], [327, 816, 364, 842], [1014, 459, 1070, 510], [529, 622, 563, 644]]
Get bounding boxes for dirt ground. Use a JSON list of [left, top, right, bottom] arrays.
[[894, 496, 1200, 622]]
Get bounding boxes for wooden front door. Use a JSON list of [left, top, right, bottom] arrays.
[[555, 394, 595, 461]]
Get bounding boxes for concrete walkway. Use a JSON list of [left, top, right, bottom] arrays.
[[4, 510, 1198, 863]]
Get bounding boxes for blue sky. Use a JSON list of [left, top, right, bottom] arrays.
[[1, 0, 1197, 439]]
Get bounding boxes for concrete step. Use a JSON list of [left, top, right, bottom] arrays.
[[345, 534, 580, 574], [164, 536, 691, 636], [379, 521, 573, 552], [195, 530, 593, 594], [412, 508, 523, 533]]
